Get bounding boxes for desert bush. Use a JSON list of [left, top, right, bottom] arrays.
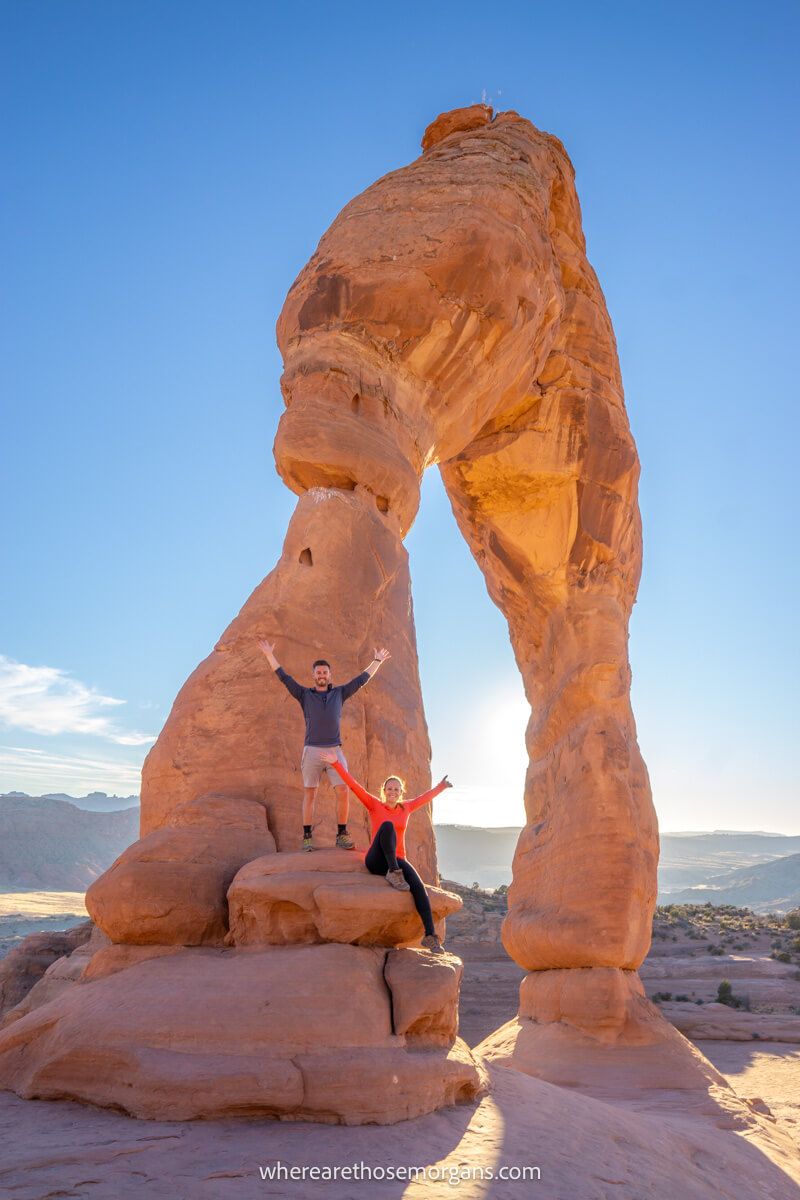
[[717, 979, 749, 1009]]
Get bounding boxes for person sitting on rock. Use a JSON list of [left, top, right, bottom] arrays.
[[319, 750, 452, 954], [257, 638, 390, 851]]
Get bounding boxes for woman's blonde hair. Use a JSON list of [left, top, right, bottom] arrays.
[[380, 774, 406, 804]]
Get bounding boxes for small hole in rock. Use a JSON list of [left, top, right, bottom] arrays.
[[351, 394, 360, 413], [376, 496, 390, 514], [299, 547, 313, 566]]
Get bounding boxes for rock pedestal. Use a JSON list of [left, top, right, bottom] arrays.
[[0, 797, 484, 1123], [0, 943, 483, 1124]]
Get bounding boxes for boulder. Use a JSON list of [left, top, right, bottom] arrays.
[[384, 947, 462, 1046], [0, 922, 93, 1019], [226, 849, 461, 947], [1, 925, 109, 1029], [85, 795, 276, 946]]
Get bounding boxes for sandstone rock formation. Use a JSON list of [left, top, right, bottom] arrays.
[[146, 102, 656, 972], [0, 943, 483, 1123], [226, 849, 459, 947], [0, 924, 109, 1029], [0, 922, 92, 1020], [660, 1001, 800, 1043], [85, 795, 276, 946], [0, 805, 477, 1122], [140, 487, 439, 881], [0, 103, 663, 1123]]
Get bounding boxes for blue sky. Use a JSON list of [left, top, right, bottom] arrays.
[[1, 1, 798, 831]]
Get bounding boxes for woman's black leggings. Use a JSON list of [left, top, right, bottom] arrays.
[[364, 820, 435, 937]]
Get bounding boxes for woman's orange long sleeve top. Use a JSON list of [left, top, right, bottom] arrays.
[[331, 760, 447, 860]]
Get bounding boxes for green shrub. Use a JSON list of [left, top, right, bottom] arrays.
[[717, 979, 749, 1009]]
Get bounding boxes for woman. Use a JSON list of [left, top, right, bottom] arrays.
[[319, 751, 452, 953]]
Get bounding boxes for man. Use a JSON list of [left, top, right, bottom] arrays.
[[257, 638, 391, 851]]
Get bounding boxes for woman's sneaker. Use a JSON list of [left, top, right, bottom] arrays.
[[335, 831, 355, 849], [421, 934, 444, 954], [302, 835, 316, 852], [385, 868, 410, 891]]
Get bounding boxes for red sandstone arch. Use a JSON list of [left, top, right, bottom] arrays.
[[140, 104, 658, 988]]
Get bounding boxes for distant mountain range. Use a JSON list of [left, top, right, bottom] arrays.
[[664, 852, 800, 914], [1, 790, 139, 813], [0, 795, 139, 890], [435, 825, 521, 891], [655, 831, 800, 892], [434, 824, 800, 910]]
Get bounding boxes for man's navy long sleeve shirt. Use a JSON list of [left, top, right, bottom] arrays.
[[275, 666, 371, 746]]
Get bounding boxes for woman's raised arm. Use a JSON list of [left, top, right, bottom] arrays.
[[326, 757, 379, 812], [405, 775, 452, 813]]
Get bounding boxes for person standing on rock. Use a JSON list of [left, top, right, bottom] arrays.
[[319, 750, 451, 953], [257, 639, 390, 851]]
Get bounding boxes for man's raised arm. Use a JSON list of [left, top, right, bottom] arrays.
[[257, 638, 304, 702], [340, 647, 391, 700]]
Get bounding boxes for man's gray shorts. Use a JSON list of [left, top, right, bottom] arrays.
[[300, 744, 349, 788]]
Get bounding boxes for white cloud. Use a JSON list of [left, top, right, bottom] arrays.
[[0, 745, 143, 794], [0, 655, 155, 746]]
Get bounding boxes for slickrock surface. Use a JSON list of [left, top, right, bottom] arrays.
[[1, 1059, 798, 1199], [227, 849, 460, 947], [663, 1002, 800, 1043]]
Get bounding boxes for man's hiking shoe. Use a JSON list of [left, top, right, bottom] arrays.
[[386, 868, 410, 891], [421, 934, 444, 954], [302, 835, 317, 852], [335, 831, 355, 850]]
